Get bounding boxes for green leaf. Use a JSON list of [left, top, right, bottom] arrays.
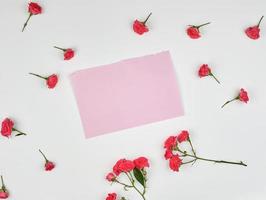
[[133, 168, 145, 187]]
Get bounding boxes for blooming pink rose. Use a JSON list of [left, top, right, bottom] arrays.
[[133, 13, 152, 35], [106, 193, 117, 200], [177, 130, 189, 143], [187, 27, 200, 39], [106, 173, 116, 182], [118, 159, 135, 172], [238, 88, 249, 103], [245, 16, 264, 40], [169, 155, 182, 172], [45, 161, 55, 171], [198, 64, 211, 77], [164, 136, 177, 150], [113, 159, 124, 176], [133, 157, 149, 169], [0, 191, 8, 199], [186, 22, 210, 39], [164, 149, 173, 160], [133, 20, 149, 35], [28, 2, 42, 15], [64, 49, 75, 60], [1, 118, 14, 137], [245, 26, 260, 39], [46, 74, 58, 89]]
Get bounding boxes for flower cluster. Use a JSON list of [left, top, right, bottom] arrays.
[[106, 157, 149, 200], [164, 130, 247, 172]]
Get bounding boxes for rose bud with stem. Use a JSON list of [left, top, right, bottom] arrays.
[[29, 73, 58, 89], [198, 64, 220, 84], [245, 16, 264, 40], [39, 149, 55, 171], [53, 46, 75, 60], [0, 175, 9, 199], [222, 88, 249, 108], [187, 22, 211, 39], [1, 118, 27, 138], [22, 2, 42, 32], [133, 13, 152, 35]]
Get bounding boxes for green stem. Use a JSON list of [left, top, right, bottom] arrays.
[[22, 13, 32, 32], [143, 13, 152, 25], [221, 98, 237, 108], [1, 175, 4, 186], [181, 159, 197, 165], [177, 149, 247, 166], [197, 22, 211, 29], [125, 172, 146, 200], [29, 73, 47, 80], [210, 73, 221, 84], [188, 138, 196, 156], [39, 149, 48, 162], [13, 128, 27, 136], [114, 179, 133, 188], [257, 16, 264, 27], [1, 175, 6, 191], [54, 46, 66, 51]]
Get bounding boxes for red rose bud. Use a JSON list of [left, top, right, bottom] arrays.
[[39, 149, 55, 171], [106, 173, 116, 182], [133, 13, 152, 35], [106, 193, 117, 200], [22, 2, 42, 32], [1, 118, 27, 137], [222, 88, 249, 108], [198, 64, 220, 84], [177, 130, 189, 143], [187, 22, 211, 39], [169, 155, 182, 172], [133, 157, 150, 170], [54, 46, 75, 60], [29, 73, 58, 89], [0, 176, 9, 199], [245, 16, 264, 40]]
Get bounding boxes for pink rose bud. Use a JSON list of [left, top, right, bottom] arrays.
[[54, 46, 75, 60], [106, 173, 116, 182], [29, 73, 58, 89], [39, 149, 55, 171], [133, 13, 152, 35]]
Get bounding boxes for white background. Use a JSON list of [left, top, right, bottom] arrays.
[[0, 0, 266, 199]]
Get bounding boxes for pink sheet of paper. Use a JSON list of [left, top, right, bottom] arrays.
[[70, 51, 184, 138]]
